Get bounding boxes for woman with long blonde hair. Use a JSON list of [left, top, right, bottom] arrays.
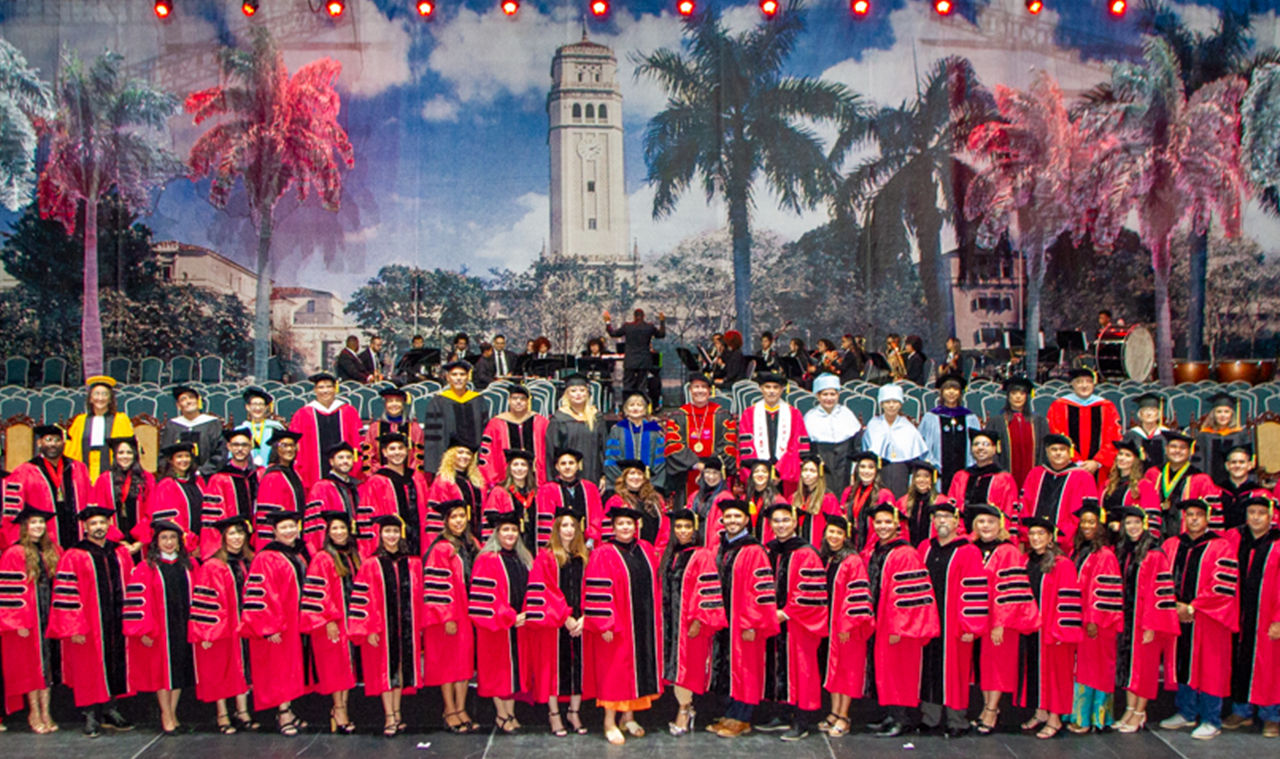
[[525, 510, 591, 736], [426, 439, 489, 540], [546, 374, 607, 487], [0, 507, 61, 733]]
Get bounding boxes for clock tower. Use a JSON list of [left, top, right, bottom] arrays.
[[547, 32, 632, 267]]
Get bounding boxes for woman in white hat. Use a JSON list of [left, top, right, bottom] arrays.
[[859, 384, 927, 498]]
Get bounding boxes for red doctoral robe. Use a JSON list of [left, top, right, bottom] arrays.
[[478, 414, 550, 488], [299, 551, 357, 695], [136, 476, 203, 554], [766, 538, 828, 710], [662, 402, 738, 501], [535, 480, 603, 548], [200, 465, 260, 558], [869, 539, 941, 708], [1161, 533, 1239, 697], [253, 466, 307, 547], [824, 553, 874, 698], [714, 535, 780, 705], [424, 474, 487, 542], [348, 552, 424, 697], [1047, 397, 1121, 488], [583, 539, 663, 702], [664, 545, 725, 694], [1073, 545, 1123, 692], [468, 550, 530, 698], [421, 535, 477, 686], [288, 402, 364, 488], [238, 544, 312, 710], [188, 558, 249, 703], [123, 558, 194, 692], [1145, 465, 1219, 535], [918, 539, 989, 711], [3, 459, 94, 548], [358, 469, 430, 558], [1116, 544, 1179, 699], [0, 545, 59, 709], [303, 475, 362, 555], [361, 418, 426, 473], [1020, 465, 1098, 551], [1226, 526, 1280, 706], [737, 402, 810, 496], [1016, 556, 1083, 715], [524, 548, 595, 701], [976, 541, 1039, 694], [90, 469, 155, 544], [46, 541, 136, 706], [947, 466, 1020, 542]]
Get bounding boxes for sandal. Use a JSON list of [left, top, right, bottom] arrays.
[[232, 710, 259, 732], [330, 707, 355, 735], [1037, 723, 1061, 740], [567, 708, 588, 735], [549, 710, 568, 738], [444, 711, 466, 734], [277, 711, 300, 737], [1021, 717, 1046, 731], [975, 707, 999, 735], [622, 719, 645, 737], [829, 716, 850, 738], [29, 714, 50, 735], [817, 713, 837, 733], [383, 714, 398, 738], [669, 705, 696, 737], [216, 713, 236, 735], [496, 715, 520, 735], [1067, 723, 1093, 735], [1115, 711, 1147, 734], [605, 725, 625, 745], [394, 710, 407, 732]]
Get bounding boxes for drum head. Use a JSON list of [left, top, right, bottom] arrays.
[[1124, 326, 1155, 381]]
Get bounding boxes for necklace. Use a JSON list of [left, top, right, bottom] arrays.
[[688, 404, 713, 454]]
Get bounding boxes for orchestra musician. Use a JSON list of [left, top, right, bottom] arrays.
[[885, 334, 908, 381]]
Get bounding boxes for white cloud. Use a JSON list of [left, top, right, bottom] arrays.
[[278, 0, 414, 98], [470, 191, 550, 272], [421, 94, 461, 122]]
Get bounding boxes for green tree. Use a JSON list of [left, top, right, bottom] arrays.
[[0, 38, 54, 211], [37, 50, 181, 378], [346, 265, 490, 347], [635, 0, 868, 341]]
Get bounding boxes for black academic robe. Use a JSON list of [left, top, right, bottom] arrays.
[[545, 412, 608, 485], [422, 393, 489, 470], [159, 415, 227, 478]]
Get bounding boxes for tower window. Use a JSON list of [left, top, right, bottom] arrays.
[[595, 72, 600, 82], [598, 104, 607, 121], [585, 104, 595, 120], [572, 103, 581, 121], [578, 71, 583, 82], [587, 181, 596, 192], [588, 218, 597, 230]]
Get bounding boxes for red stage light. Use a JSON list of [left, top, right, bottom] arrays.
[[678, 0, 695, 16], [417, 0, 434, 16], [1109, 0, 1126, 15], [502, 0, 518, 14], [154, 0, 172, 18], [852, 0, 868, 15], [1026, 0, 1042, 13], [761, 0, 779, 16], [934, 0, 952, 14], [590, 0, 608, 15], [242, 0, 258, 16], [326, 0, 345, 16]]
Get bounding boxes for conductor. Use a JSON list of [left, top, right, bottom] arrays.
[[604, 308, 666, 399]]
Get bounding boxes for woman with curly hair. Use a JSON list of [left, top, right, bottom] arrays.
[[0, 507, 62, 733], [605, 460, 668, 553], [426, 438, 489, 541]]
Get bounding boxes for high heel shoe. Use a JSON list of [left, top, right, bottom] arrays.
[[1115, 711, 1147, 733], [394, 710, 407, 732], [549, 710, 568, 738], [668, 705, 696, 737], [974, 707, 1000, 736], [383, 714, 398, 738], [566, 708, 588, 735], [232, 710, 259, 732], [496, 715, 520, 735], [330, 708, 355, 735]]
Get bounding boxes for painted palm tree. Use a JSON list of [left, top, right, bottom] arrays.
[[962, 71, 1099, 380], [37, 50, 180, 378], [0, 38, 54, 212], [186, 27, 353, 380], [636, 0, 868, 340], [1083, 37, 1245, 385], [1242, 64, 1280, 216], [835, 56, 994, 346]]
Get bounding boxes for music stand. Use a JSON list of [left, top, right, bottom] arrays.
[[1057, 331, 1088, 352], [577, 357, 613, 376], [778, 356, 804, 380], [529, 356, 570, 379], [676, 348, 701, 373]]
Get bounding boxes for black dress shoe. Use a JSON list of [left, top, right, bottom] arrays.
[[944, 726, 970, 739], [876, 721, 909, 738], [780, 724, 810, 742], [866, 716, 894, 731], [102, 709, 135, 731], [756, 717, 788, 732], [83, 713, 102, 738]]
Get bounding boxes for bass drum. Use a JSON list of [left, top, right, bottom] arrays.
[[1095, 325, 1155, 381]]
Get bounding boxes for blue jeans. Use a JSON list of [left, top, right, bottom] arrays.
[[724, 698, 754, 723], [1232, 702, 1280, 722], [1177, 685, 1223, 727]]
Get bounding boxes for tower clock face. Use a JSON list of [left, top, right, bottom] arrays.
[[577, 134, 603, 160]]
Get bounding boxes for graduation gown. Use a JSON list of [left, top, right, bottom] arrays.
[[46, 540, 135, 706], [1071, 544, 1123, 693], [361, 417, 426, 473], [737, 402, 810, 495], [123, 558, 195, 692], [1192, 428, 1250, 487], [947, 465, 1020, 542], [0, 545, 60, 703], [1228, 526, 1280, 707], [304, 474, 362, 555], [604, 419, 668, 487], [422, 535, 478, 687], [919, 407, 982, 492], [824, 553, 873, 698], [359, 468, 430, 558], [1162, 532, 1239, 697], [1146, 465, 1219, 537], [535, 479, 603, 548], [422, 390, 489, 471], [137, 476, 203, 555], [424, 473, 486, 542], [1046, 396, 1121, 487], [159, 414, 226, 478], [1016, 556, 1083, 715], [1115, 541, 1179, 699], [918, 539, 989, 710], [603, 494, 669, 555], [288, 401, 364, 488], [200, 464, 260, 557], [483, 486, 538, 554], [300, 550, 358, 695], [1020, 465, 1097, 551], [861, 416, 930, 498], [974, 539, 1039, 694], [478, 414, 549, 488], [661, 544, 725, 694], [545, 412, 608, 485], [189, 556, 249, 703], [254, 465, 307, 548], [663, 402, 738, 503], [764, 536, 828, 710], [91, 468, 155, 545], [4, 458, 94, 549], [349, 552, 423, 696], [841, 484, 899, 552], [1123, 427, 1169, 471], [65, 412, 134, 482], [239, 542, 313, 710], [468, 549, 530, 698], [988, 408, 1049, 488], [868, 539, 940, 707], [525, 548, 593, 701], [802, 405, 862, 499], [1102, 479, 1162, 539], [583, 538, 663, 702], [235, 419, 284, 469], [1216, 480, 1272, 533], [710, 533, 780, 705]]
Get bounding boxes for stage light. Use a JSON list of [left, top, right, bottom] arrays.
[[590, 0, 608, 15], [417, 0, 434, 16], [326, 0, 345, 16], [852, 0, 868, 15], [678, 0, 695, 16], [1025, 0, 1042, 13], [242, 0, 258, 16], [502, 0, 518, 13], [1109, 0, 1126, 15], [761, 0, 779, 16], [154, 0, 172, 18], [934, 0, 952, 14]]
